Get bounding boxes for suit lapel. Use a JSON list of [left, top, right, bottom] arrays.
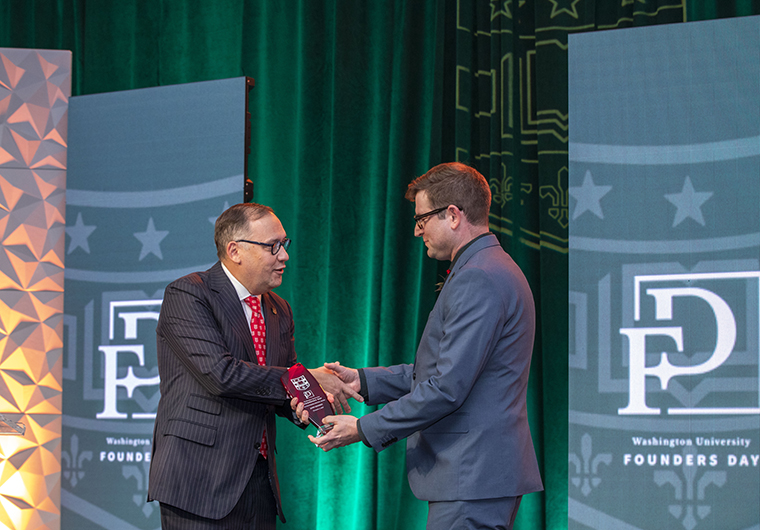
[[261, 293, 279, 365], [207, 262, 256, 362]]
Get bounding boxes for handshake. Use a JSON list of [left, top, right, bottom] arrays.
[[291, 362, 364, 452]]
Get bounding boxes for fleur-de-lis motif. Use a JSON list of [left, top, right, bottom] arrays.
[[539, 167, 569, 228], [123, 461, 154, 518], [654, 446, 726, 530], [568, 433, 612, 496], [61, 434, 93, 487], [490, 174, 513, 207]]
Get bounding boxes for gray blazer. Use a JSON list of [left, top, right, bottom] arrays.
[[358, 234, 543, 501], [147, 261, 298, 522]]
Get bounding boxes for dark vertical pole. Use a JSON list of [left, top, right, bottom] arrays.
[[244, 77, 255, 202]]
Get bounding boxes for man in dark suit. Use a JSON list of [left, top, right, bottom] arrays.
[[297, 163, 543, 529], [148, 203, 359, 529]]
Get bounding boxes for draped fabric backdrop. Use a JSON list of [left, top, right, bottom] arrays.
[[1, 1, 758, 529]]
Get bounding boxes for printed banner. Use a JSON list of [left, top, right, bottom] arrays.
[[62, 78, 248, 529], [568, 17, 760, 530]]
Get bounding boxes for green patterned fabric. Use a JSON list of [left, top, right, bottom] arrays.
[[444, 2, 686, 528], [2, 1, 757, 529]]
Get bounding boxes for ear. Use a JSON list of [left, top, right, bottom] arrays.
[[448, 205, 463, 230], [226, 240, 243, 264]]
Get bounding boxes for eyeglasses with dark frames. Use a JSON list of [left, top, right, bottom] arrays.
[[413, 205, 463, 230], [235, 238, 291, 255]]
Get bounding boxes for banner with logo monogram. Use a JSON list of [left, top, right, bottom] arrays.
[[568, 17, 760, 530], [62, 78, 248, 529]]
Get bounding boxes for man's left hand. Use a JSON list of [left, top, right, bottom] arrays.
[[291, 392, 335, 425], [308, 415, 360, 451]]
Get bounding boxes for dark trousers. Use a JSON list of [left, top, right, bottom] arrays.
[[160, 457, 277, 530], [427, 496, 523, 530]]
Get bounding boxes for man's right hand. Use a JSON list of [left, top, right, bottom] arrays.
[[309, 364, 363, 414], [323, 362, 361, 394]]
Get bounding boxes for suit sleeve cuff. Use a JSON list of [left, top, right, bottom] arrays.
[[358, 368, 369, 401], [356, 418, 371, 447]]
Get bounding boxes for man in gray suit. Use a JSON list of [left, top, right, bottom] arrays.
[[148, 203, 359, 529], [297, 163, 543, 529]]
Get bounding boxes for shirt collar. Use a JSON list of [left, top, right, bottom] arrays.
[[449, 232, 491, 271], [221, 262, 258, 302]]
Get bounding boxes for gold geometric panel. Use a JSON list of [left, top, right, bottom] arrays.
[[0, 50, 70, 171], [0, 47, 70, 530], [0, 168, 66, 292], [0, 414, 60, 530]]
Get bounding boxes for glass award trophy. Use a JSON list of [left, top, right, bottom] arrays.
[[281, 363, 334, 436]]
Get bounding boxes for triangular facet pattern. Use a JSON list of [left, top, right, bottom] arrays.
[[0, 48, 69, 530], [0, 414, 61, 529], [0, 49, 70, 172]]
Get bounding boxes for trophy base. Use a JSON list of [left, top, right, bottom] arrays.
[[314, 423, 334, 438]]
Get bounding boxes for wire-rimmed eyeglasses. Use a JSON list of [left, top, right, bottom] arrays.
[[235, 238, 291, 255]]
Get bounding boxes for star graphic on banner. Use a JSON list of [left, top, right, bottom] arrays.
[[664, 176, 713, 227], [548, 0, 581, 19], [490, 0, 513, 19], [66, 212, 96, 254], [209, 201, 231, 225], [134, 217, 169, 260], [569, 170, 612, 220]]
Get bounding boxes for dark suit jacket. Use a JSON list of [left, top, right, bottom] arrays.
[[147, 261, 299, 522], [358, 234, 543, 501]]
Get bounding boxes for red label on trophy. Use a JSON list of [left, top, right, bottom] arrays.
[[281, 363, 333, 436]]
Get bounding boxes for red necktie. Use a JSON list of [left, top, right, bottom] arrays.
[[244, 296, 268, 459]]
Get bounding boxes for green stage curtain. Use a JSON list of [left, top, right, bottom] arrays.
[[2, 1, 758, 529], [442, 2, 687, 528], [688, 0, 760, 19]]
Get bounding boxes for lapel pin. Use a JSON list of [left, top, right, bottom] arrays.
[[271, 307, 277, 315]]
